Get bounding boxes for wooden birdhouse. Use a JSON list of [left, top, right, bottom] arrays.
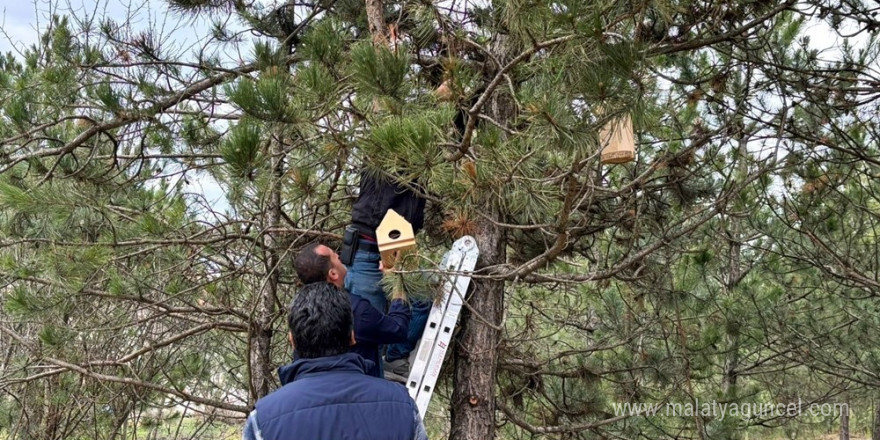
[[600, 114, 636, 165], [376, 209, 417, 269]]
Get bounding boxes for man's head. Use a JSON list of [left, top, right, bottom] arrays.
[[294, 242, 347, 288], [287, 282, 354, 358]]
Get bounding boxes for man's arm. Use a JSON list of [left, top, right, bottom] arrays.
[[353, 296, 411, 345], [242, 410, 263, 440]]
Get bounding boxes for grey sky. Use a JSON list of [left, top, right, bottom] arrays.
[[1, 0, 224, 59], [1, 1, 41, 55], [3, 1, 863, 61]]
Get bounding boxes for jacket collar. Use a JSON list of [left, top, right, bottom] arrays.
[[277, 352, 375, 385]]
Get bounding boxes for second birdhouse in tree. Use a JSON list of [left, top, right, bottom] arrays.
[[376, 209, 417, 269], [600, 113, 636, 165]]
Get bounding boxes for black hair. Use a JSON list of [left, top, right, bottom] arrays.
[[287, 282, 352, 358], [294, 242, 331, 284]]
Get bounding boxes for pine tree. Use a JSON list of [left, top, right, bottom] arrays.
[[3, 1, 880, 439], [0, 14, 252, 440]]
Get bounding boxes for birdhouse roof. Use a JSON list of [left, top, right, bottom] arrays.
[[376, 209, 415, 246]]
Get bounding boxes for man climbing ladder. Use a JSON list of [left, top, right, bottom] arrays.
[[343, 172, 480, 417], [342, 172, 432, 379]]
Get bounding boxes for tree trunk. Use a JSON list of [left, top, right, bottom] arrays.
[[450, 34, 515, 440], [365, 0, 387, 45], [840, 400, 850, 440], [721, 234, 741, 397], [722, 117, 748, 427], [451, 211, 506, 440], [41, 379, 60, 440], [872, 397, 880, 440], [248, 140, 283, 403]]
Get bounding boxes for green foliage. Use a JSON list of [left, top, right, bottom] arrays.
[[379, 254, 444, 303], [0, 180, 35, 212], [228, 73, 297, 122], [4, 285, 42, 316], [300, 19, 348, 67], [252, 41, 288, 70], [38, 325, 71, 349], [365, 107, 453, 176], [220, 119, 264, 179], [93, 82, 122, 114], [350, 42, 411, 103], [3, 1, 880, 439], [5, 92, 33, 132]]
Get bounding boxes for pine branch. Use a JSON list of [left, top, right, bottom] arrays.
[[449, 34, 578, 161], [648, 0, 797, 56], [1, 322, 245, 386], [499, 160, 778, 283], [4, 273, 248, 320], [0, 323, 248, 413], [503, 159, 583, 279], [497, 400, 634, 435], [0, 55, 300, 173]]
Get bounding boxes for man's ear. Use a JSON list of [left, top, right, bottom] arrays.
[[349, 330, 356, 346], [327, 268, 339, 282], [288, 332, 295, 350]]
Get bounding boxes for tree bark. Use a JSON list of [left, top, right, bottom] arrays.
[[365, 0, 387, 46], [41, 379, 60, 440], [723, 113, 748, 410], [840, 399, 850, 440], [248, 140, 283, 402], [722, 233, 741, 398], [872, 397, 880, 440], [450, 34, 515, 440], [451, 209, 506, 440]]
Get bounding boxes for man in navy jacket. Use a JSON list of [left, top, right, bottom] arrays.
[[242, 282, 427, 440], [294, 242, 410, 377]]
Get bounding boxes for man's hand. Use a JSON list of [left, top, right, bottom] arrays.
[[380, 261, 409, 301]]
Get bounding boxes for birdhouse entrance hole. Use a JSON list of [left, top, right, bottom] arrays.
[[376, 210, 417, 269]]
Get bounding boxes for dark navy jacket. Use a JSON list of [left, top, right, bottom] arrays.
[[244, 353, 426, 440], [351, 293, 411, 377]]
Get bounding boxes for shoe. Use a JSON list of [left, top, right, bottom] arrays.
[[383, 358, 410, 383]]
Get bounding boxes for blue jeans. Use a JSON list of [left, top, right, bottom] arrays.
[[344, 240, 432, 365], [386, 299, 431, 362], [344, 245, 387, 313]]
